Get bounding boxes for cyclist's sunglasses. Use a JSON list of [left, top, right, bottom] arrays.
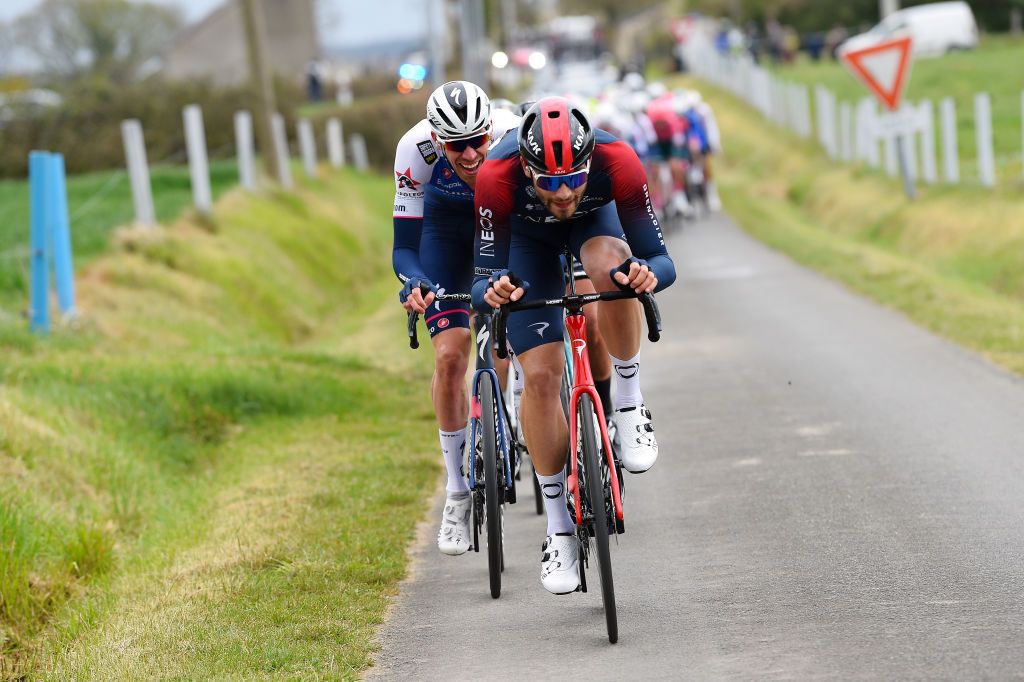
[[532, 167, 590, 192], [442, 132, 491, 153]]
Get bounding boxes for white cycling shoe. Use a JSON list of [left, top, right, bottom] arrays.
[[707, 183, 723, 211], [614, 404, 659, 473], [437, 494, 472, 556], [541, 532, 580, 595]]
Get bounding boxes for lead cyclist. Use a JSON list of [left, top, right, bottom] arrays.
[[472, 98, 676, 594], [392, 81, 520, 556]]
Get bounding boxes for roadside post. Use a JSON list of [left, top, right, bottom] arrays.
[[47, 153, 76, 319], [28, 152, 51, 334], [234, 110, 256, 190], [183, 104, 213, 214], [327, 118, 345, 168], [840, 36, 916, 199], [297, 119, 317, 178], [121, 119, 156, 226]]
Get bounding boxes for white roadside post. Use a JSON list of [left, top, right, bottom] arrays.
[[884, 131, 899, 177], [901, 105, 919, 182], [919, 100, 938, 184], [840, 102, 853, 162], [183, 104, 212, 214], [120, 119, 156, 227], [271, 113, 293, 188], [801, 86, 813, 139], [940, 97, 960, 183], [234, 110, 256, 190], [327, 117, 345, 168], [351, 134, 369, 171], [974, 92, 996, 187], [298, 119, 317, 178]]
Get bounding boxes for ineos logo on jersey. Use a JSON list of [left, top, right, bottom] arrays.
[[450, 87, 462, 105], [478, 206, 495, 257]]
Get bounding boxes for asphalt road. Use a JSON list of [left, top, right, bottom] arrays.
[[370, 211, 1024, 680]]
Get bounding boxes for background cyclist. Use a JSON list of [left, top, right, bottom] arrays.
[[392, 80, 519, 557]]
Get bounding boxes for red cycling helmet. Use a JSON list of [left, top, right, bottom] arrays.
[[518, 96, 595, 175]]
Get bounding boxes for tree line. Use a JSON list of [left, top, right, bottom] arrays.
[[688, 0, 1024, 34]]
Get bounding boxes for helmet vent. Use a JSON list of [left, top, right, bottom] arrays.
[[436, 108, 456, 128], [551, 141, 563, 166], [547, 110, 561, 119]]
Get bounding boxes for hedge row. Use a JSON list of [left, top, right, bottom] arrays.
[[0, 77, 302, 179]]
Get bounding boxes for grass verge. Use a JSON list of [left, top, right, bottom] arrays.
[[0, 160, 239, 307], [682, 75, 1024, 375], [1, 168, 439, 679]]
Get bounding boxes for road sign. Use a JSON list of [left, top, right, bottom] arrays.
[[840, 36, 913, 111], [875, 107, 921, 137]]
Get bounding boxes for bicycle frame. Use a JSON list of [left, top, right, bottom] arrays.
[[405, 292, 515, 493], [468, 314, 515, 492], [564, 302, 624, 528]]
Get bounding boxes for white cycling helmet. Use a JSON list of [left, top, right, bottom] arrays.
[[426, 80, 491, 140]]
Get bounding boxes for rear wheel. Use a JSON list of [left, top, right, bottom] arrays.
[[579, 394, 618, 643], [480, 379, 503, 599]]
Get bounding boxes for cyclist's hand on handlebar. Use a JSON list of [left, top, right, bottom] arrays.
[[484, 270, 526, 308], [612, 257, 658, 294], [399, 278, 437, 314]]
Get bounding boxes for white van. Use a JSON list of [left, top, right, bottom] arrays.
[[839, 1, 979, 57]]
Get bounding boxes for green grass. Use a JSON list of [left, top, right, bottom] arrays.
[[682, 74, 1024, 374], [0, 160, 239, 307], [0, 168, 441, 679], [769, 34, 1024, 183]]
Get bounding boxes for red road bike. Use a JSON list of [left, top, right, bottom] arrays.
[[493, 252, 662, 643]]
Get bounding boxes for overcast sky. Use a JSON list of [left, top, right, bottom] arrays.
[[0, 0, 429, 49]]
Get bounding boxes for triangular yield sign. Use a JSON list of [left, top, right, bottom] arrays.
[[840, 36, 913, 111]]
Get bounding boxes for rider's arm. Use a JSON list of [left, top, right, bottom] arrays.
[[471, 156, 519, 312], [602, 141, 677, 291], [391, 124, 435, 284]]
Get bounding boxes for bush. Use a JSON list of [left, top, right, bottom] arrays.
[[0, 76, 303, 179]]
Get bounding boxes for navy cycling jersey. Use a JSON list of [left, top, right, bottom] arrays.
[[391, 111, 519, 285], [471, 129, 675, 308]]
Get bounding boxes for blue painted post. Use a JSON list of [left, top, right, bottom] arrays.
[[28, 151, 51, 334], [48, 153, 76, 318]]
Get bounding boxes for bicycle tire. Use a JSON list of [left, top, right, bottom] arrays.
[[579, 394, 618, 643], [480, 379, 503, 599]]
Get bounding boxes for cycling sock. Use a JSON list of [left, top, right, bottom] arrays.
[[595, 376, 613, 417], [536, 469, 574, 535], [610, 352, 643, 410], [440, 428, 469, 494]]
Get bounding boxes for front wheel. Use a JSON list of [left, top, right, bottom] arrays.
[[480, 379, 503, 599], [579, 394, 618, 643]]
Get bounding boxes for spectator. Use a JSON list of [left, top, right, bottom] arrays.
[[824, 24, 850, 59], [804, 31, 825, 61], [305, 59, 323, 103]]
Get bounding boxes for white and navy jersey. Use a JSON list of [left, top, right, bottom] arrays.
[[392, 108, 520, 284]]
